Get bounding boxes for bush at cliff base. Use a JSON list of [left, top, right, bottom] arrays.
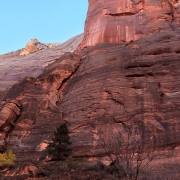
[[0, 150, 16, 168]]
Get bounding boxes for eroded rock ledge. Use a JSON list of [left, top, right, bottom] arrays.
[[0, 100, 21, 151]]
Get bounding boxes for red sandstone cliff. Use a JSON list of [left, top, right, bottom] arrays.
[[80, 0, 180, 49], [1, 0, 180, 178]]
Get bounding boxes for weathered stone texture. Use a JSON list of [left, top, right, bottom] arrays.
[[62, 30, 180, 158], [1, 53, 82, 159], [1, 29, 180, 163], [79, 0, 180, 49], [1, 0, 180, 174], [0, 34, 83, 91], [20, 38, 58, 56], [0, 100, 21, 150]]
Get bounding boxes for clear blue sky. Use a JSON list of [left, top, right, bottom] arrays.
[[0, 1, 88, 54]]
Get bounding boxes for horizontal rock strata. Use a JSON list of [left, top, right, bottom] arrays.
[[1, 0, 180, 175], [62, 30, 180, 158], [1, 53, 81, 160], [0, 29, 179, 163], [0, 34, 83, 91]]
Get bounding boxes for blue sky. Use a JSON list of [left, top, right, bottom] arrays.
[[0, 1, 88, 54]]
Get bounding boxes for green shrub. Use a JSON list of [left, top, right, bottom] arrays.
[[47, 122, 71, 160], [0, 150, 16, 168]]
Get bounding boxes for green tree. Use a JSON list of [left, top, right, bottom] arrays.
[[0, 150, 16, 168], [47, 122, 71, 160]]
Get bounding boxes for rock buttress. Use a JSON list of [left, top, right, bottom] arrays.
[[1, 53, 82, 160], [79, 0, 180, 49]]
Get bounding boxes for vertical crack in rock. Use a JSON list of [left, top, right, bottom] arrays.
[[37, 53, 82, 106], [103, 90, 125, 124], [57, 58, 82, 93], [164, 0, 175, 20]]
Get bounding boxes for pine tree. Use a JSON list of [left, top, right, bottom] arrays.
[[47, 123, 71, 160]]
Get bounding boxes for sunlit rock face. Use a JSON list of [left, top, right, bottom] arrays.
[[80, 0, 180, 49], [20, 39, 55, 56], [0, 34, 83, 93], [1, 1, 180, 176]]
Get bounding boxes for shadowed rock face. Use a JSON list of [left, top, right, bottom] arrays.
[[80, 0, 180, 49]]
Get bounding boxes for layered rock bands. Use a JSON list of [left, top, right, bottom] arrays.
[[0, 0, 180, 171], [0, 29, 179, 163]]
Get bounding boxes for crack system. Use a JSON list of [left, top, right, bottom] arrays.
[[105, 90, 125, 107]]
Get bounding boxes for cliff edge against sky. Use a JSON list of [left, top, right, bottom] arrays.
[[1, 0, 180, 178], [80, 0, 180, 48]]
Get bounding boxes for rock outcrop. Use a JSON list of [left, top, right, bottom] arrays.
[[79, 0, 180, 49], [1, 53, 81, 160], [0, 100, 21, 150], [0, 34, 83, 92], [20, 39, 59, 56]]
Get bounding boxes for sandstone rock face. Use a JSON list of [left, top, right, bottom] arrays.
[[20, 39, 51, 56], [62, 29, 180, 159], [80, 0, 180, 49], [1, 0, 180, 176], [0, 100, 21, 150], [0, 34, 83, 92], [1, 53, 81, 160], [0, 29, 179, 165]]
